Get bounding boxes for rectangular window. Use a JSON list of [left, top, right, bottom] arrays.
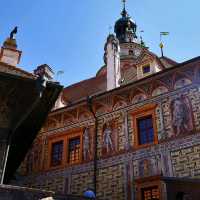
[[68, 137, 81, 164], [137, 115, 154, 145], [132, 104, 158, 148], [143, 65, 150, 74], [51, 141, 63, 166], [142, 186, 160, 200]]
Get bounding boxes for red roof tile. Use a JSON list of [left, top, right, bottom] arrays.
[[63, 75, 106, 103]]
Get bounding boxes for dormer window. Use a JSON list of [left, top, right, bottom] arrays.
[[142, 65, 150, 74]]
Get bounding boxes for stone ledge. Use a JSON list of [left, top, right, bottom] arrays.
[[0, 184, 91, 200]]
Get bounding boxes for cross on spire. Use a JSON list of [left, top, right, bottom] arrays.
[[122, 0, 126, 10], [121, 0, 128, 17]]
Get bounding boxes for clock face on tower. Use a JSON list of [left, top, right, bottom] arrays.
[[133, 48, 142, 58]]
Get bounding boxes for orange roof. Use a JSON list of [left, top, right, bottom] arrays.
[[63, 75, 106, 103], [62, 55, 178, 104], [159, 56, 178, 68]]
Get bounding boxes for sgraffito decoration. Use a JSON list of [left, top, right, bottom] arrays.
[[25, 138, 42, 174], [121, 112, 130, 151], [83, 127, 94, 161], [113, 100, 127, 111], [134, 155, 164, 178], [0, 85, 17, 127], [102, 121, 118, 156], [138, 159, 153, 177], [174, 78, 192, 89], [0, 98, 9, 127], [152, 86, 168, 97], [170, 95, 194, 137], [131, 93, 147, 104]]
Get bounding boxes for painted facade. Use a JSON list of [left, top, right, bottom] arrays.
[[16, 4, 200, 200]]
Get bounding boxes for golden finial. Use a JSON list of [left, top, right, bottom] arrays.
[[159, 32, 169, 57]]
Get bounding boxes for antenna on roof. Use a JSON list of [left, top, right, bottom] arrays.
[[159, 32, 169, 57]]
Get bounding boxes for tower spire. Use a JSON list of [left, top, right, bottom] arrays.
[[122, 0, 126, 10], [115, 0, 137, 43], [121, 0, 128, 17]]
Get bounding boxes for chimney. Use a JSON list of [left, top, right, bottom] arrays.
[[34, 64, 55, 97], [34, 64, 54, 81], [0, 27, 22, 66], [104, 34, 121, 91]]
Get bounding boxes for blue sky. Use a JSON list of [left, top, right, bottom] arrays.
[[0, 0, 200, 87]]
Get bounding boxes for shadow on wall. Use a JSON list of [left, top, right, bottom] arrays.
[[0, 184, 94, 200]]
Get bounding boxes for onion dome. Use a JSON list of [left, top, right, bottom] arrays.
[[114, 7, 137, 43]]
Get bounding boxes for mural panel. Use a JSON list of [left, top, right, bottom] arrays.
[[170, 95, 194, 137], [102, 120, 118, 156], [133, 153, 173, 178], [174, 78, 192, 89], [25, 138, 43, 174], [113, 100, 127, 111], [152, 86, 168, 97], [133, 155, 162, 178], [132, 93, 147, 104], [83, 127, 94, 161]]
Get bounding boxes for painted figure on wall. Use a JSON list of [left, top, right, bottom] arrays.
[[83, 127, 90, 160], [138, 159, 153, 177], [161, 152, 172, 176], [121, 112, 130, 150], [102, 122, 114, 154], [138, 156, 164, 177], [171, 95, 193, 136]]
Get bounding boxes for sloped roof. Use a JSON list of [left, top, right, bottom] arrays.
[[159, 56, 178, 68], [63, 75, 106, 104], [62, 55, 177, 104], [0, 61, 35, 78]]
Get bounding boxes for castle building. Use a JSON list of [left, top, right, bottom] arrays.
[[17, 2, 200, 200]]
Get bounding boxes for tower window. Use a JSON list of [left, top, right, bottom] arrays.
[[68, 137, 81, 164], [142, 65, 150, 74], [137, 115, 154, 145], [51, 141, 63, 166]]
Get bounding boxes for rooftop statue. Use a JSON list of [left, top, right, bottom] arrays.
[[9, 26, 18, 39]]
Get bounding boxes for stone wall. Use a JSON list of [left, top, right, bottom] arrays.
[[171, 144, 200, 178]]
